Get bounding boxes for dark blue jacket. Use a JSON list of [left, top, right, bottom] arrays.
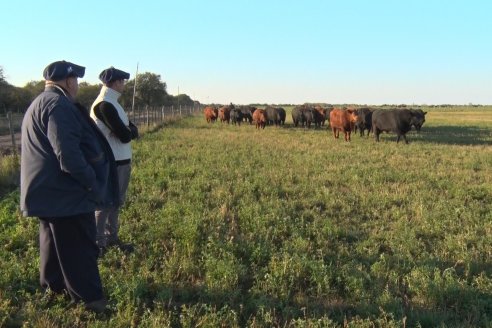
[[20, 86, 119, 217]]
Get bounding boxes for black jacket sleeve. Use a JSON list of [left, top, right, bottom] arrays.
[[129, 121, 139, 139], [93, 102, 133, 143]]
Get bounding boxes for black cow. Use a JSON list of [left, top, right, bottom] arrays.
[[292, 106, 303, 127], [372, 109, 425, 144], [312, 107, 326, 128], [238, 106, 255, 124], [276, 107, 286, 125], [312, 106, 329, 127], [302, 107, 315, 128], [292, 105, 315, 128], [354, 107, 374, 137], [409, 109, 427, 131], [265, 106, 280, 126], [230, 107, 243, 125]]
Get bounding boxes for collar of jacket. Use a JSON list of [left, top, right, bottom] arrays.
[[100, 85, 121, 102], [45, 84, 73, 102]]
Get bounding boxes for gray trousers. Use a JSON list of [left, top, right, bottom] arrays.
[[95, 163, 131, 247]]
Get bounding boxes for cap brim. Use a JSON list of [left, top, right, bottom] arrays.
[[71, 65, 85, 78]]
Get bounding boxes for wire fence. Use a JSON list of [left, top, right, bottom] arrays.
[[128, 104, 203, 127], [0, 104, 204, 156]]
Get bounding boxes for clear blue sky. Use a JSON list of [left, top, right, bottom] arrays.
[[2, 0, 491, 105]]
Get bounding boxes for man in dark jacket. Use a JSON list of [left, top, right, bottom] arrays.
[[20, 60, 119, 313]]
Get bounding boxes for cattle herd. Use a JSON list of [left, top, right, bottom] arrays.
[[204, 104, 427, 144]]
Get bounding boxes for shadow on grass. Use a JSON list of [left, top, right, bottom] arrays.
[[350, 124, 492, 147], [162, 121, 492, 146], [416, 125, 492, 146], [142, 283, 357, 327], [134, 266, 492, 327], [367, 125, 491, 146]]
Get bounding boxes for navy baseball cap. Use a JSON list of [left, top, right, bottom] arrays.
[[43, 60, 85, 81], [99, 67, 130, 84]]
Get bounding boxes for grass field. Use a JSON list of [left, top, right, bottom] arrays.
[[1, 108, 491, 327]]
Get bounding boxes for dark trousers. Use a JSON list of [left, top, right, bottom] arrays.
[[39, 212, 103, 303]]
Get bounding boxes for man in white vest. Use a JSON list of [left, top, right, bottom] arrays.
[[90, 67, 138, 255]]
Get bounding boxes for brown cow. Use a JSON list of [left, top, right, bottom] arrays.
[[204, 106, 218, 123], [329, 108, 359, 141], [218, 106, 231, 123], [252, 109, 267, 129]]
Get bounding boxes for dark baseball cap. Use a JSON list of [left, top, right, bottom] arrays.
[[43, 60, 85, 81], [99, 67, 130, 84]]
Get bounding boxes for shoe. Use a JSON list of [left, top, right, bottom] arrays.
[[108, 239, 135, 254], [116, 242, 135, 253], [85, 298, 108, 314]]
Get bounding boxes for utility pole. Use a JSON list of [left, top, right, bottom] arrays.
[[131, 62, 139, 113]]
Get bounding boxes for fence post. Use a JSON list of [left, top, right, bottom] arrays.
[[7, 111, 17, 156]]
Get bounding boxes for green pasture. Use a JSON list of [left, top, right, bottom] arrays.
[[0, 108, 491, 327]]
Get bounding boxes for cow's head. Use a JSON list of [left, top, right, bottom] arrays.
[[347, 109, 359, 123], [410, 110, 427, 131]]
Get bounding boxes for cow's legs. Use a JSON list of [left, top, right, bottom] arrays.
[[374, 129, 380, 142]]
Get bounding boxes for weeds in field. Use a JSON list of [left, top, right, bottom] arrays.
[[0, 155, 19, 198]]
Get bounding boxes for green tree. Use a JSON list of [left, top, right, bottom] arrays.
[[173, 94, 194, 107], [0, 78, 44, 113], [121, 72, 168, 108], [0, 66, 11, 112], [8, 86, 32, 111], [119, 79, 137, 109], [77, 82, 101, 109], [23, 80, 45, 99]]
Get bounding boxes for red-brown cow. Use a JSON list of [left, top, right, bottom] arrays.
[[204, 106, 218, 123], [329, 108, 359, 141], [218, 106, 231, 123], [252, 109, 267, 129]]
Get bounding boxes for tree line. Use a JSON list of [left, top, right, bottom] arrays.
[[0, 66, 197, 113]]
